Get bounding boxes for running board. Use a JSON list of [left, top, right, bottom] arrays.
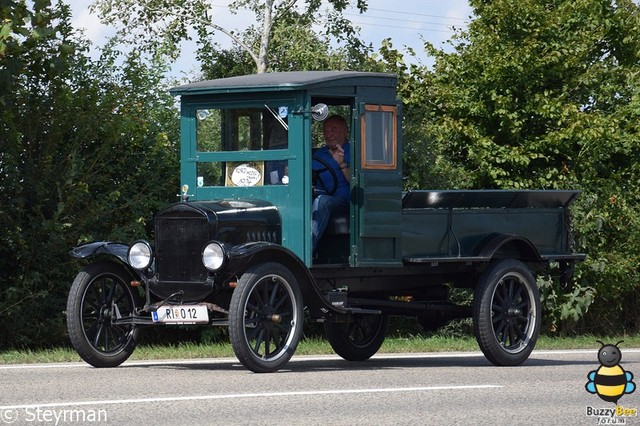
[[344, 307, 382, 315]]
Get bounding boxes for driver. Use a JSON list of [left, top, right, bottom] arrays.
[[312, 115, 350, 253]]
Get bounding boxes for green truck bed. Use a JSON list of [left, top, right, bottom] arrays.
[[401, 190, 582, 262]]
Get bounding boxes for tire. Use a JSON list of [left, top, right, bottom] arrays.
[[66, 261, 142, 367], [473, 259, 541, 366], [324, 314, 389, 361], [228, 262, 304, 373]]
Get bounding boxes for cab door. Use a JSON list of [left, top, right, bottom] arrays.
[[351, 103, 403, 267]]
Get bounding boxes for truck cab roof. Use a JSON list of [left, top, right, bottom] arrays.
[[170, 71, 397, 96]]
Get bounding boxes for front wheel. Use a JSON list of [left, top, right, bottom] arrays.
[[473, 259, 541, 366], [66, 261, 142, 367], [228, 262, 304, 373], [324, 314, 389, 361]]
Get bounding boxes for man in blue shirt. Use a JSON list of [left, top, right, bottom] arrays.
[[312, 115, 350, 253]]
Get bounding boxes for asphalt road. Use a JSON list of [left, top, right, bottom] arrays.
[[2, 348, 640, 425]]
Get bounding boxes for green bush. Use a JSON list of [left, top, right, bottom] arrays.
[[0, 1, 179, 350]]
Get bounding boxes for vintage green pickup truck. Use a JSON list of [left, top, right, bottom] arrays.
[[67, 71, 585, 372]]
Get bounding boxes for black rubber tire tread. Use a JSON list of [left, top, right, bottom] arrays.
[[66, 261, 141, 368], [473, 258, 541, 366], [324, 314, 389, 361], [228, 262, 304, 373]]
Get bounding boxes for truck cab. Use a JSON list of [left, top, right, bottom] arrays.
[[171, 71, 403, 267]]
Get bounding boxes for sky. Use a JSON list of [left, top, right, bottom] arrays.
[[67, 0, 474, 77]]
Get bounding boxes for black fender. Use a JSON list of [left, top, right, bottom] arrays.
[[475, 233, 542, 262], [224, 242, 347, 318], [69, 242, 145, 285], [69, 241, 130, 264]]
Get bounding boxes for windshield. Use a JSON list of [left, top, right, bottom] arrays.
[[195, 106, 289, 187]]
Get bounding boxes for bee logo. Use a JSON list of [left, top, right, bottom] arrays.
[[585, 340, 636, 404]]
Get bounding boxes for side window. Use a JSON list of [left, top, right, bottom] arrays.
[[361, 105, 397, 170]]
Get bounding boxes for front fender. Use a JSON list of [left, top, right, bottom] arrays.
[[69, 241, 130, 264], [224, 241, 291, 273], [224, 242, 347, 318]]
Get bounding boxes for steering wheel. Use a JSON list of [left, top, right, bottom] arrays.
[[312, 155, 339, 196]]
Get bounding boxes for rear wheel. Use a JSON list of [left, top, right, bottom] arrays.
[[228, 262, 304, 373], [66, 261, 141, 367], [324, 314, 389, 361], [473, 259, 541, 366]]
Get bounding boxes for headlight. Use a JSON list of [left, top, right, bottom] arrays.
[[202, 242, 226, 271], [128, 240, 153, 270]]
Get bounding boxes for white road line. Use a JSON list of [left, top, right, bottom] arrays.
[[0, 385, 502, 410]]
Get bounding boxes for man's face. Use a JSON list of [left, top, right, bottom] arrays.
[[323, 118, 348, 148]]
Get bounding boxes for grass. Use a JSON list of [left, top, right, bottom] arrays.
[[3, 334, 640, 365]]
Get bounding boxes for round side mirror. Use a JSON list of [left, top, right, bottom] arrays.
[[311, 103, 329, 121]]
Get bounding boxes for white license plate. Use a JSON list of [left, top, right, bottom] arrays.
[[152, 305, 209, 324]]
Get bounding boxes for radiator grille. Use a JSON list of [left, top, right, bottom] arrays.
[[156, 216, 209, 283]]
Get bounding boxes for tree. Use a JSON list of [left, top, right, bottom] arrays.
[[0, 0, 180, 348], [382, 0, 640, 334], [92, 0, 369, 73], [197, 6, 382, 78]]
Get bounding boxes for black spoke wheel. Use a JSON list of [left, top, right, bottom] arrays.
[[229, 262, 304, 373], [473, 259, 541, 366], [324, 314, 389, 361], [66, 261, 141, 367], [312, 155, 339, 196]]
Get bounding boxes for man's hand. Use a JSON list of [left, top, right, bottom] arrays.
[[330, 145, 345, 167]]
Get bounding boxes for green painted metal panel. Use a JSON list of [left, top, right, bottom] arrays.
[[401, 210, 450, 257], [354, 171, 403, 266], [178, 91, 314, 264], [400, 190, 578, 259], [401, 208, 567, 258]]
